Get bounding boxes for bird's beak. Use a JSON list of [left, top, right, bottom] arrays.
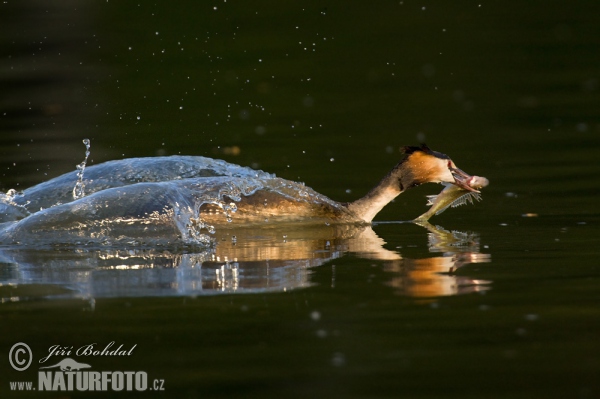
[[450, 166, 480, 192]]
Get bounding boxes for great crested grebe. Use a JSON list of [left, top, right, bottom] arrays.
[[198, 144, 484, 225]]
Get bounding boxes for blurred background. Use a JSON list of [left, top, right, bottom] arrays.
[[2, 0, 599, 221]]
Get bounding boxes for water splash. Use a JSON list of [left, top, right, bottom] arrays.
[[187, 216, 216, 241], [0, 189, 31, 222], [5, 189, 17, 200], [0, 155, 355, 248], [72, 138, 91, 200]]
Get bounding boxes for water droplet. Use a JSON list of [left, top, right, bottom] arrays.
[[331, 352, 346, 367], [316, 329, 328, 338]]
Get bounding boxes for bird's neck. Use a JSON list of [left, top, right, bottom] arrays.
[[347, 165, 412, 223]]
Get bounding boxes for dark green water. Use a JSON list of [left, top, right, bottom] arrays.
[[2, 1, 600, 398]]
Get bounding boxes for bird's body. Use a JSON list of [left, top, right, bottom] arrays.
[[199, 144, 485, 225], [199, 180, 357, 225]]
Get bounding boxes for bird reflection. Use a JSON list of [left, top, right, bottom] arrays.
[[0, 222, 490, 301], [372, 221, 491, 297]]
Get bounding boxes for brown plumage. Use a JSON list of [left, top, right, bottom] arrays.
[[200, 145, 479, 225]]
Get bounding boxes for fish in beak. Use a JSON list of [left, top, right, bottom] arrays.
[[449, 166, 481, 192], [414, 174, 489, 222]]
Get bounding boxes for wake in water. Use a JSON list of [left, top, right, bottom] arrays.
[[0, 140, 356, 248]]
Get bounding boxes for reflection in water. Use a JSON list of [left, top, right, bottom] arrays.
[[384, 222, 491, 298], [0, 222, 490, 301]]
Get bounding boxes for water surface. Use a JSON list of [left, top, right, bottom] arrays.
[[2, 1, 600, 398]]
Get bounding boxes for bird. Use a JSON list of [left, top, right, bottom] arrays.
[[197, 144, 482, 225]]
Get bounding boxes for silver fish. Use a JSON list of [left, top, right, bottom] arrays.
[[414, 176, 489, 222]]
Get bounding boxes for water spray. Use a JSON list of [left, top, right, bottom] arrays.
[[72, 138, 91, 200]]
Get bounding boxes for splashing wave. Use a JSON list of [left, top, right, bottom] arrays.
[[0, 156, 283, 248]]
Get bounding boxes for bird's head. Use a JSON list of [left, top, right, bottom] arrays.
[[400, 144, 480, 192]]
